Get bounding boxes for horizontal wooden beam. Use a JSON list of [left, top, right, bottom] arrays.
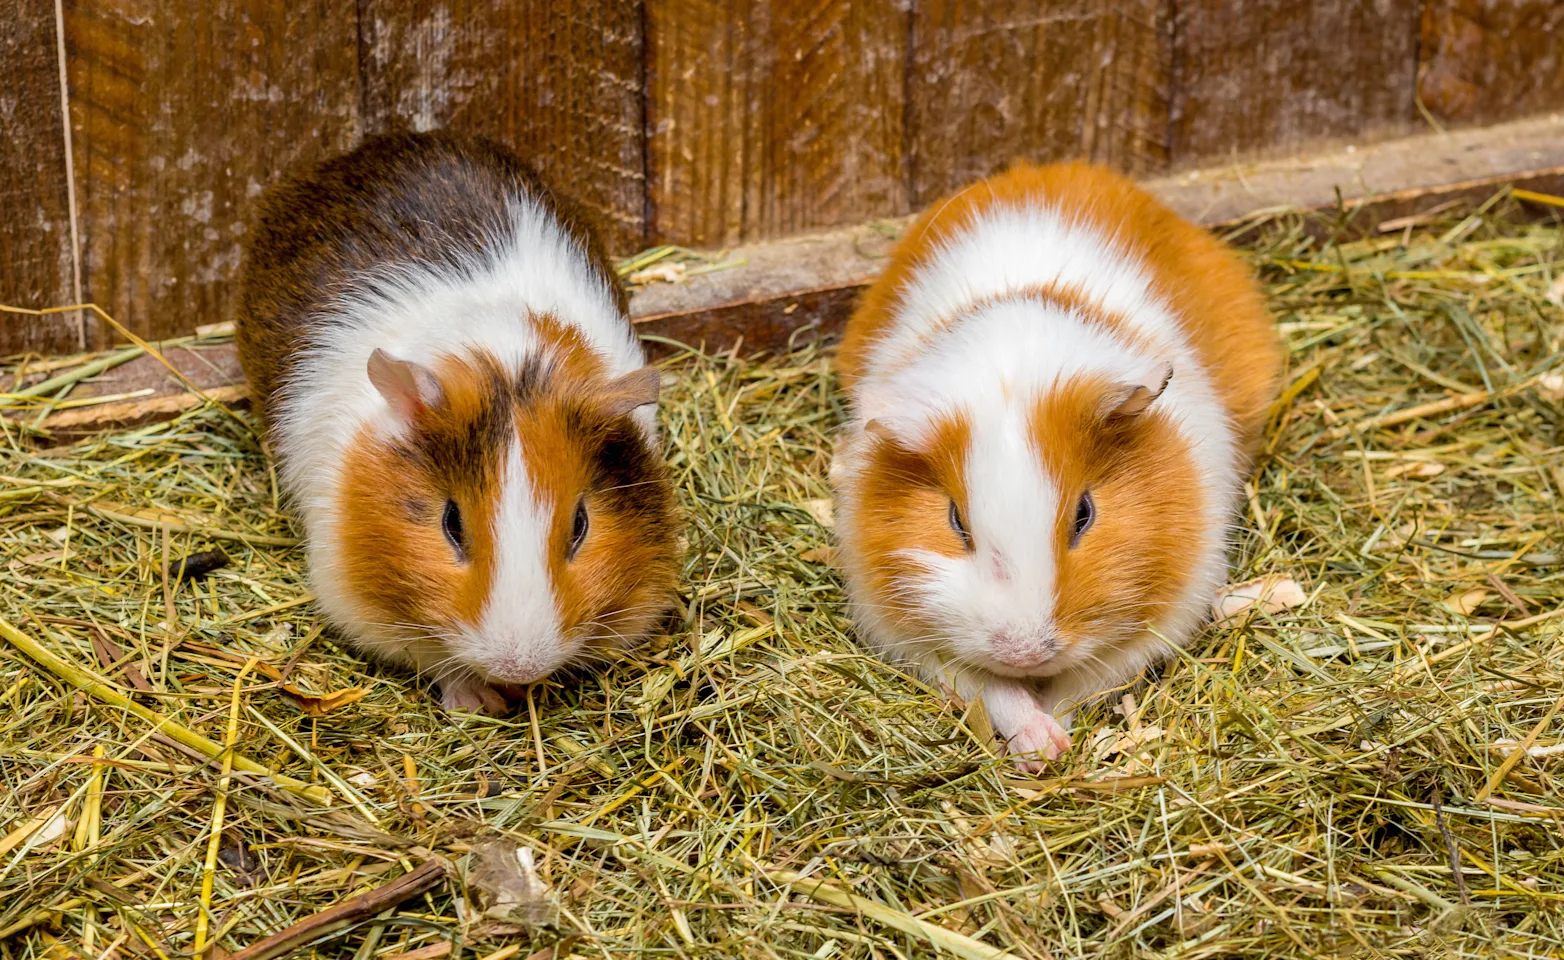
[[17, 111, 1564, 437]]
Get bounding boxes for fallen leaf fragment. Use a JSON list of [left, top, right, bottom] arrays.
[[1545, 274, 1564, 308], [626, 261, 688, 286], [0, 805, 64, 857], [470, 842, 555, 925], [1383, 460, 1446, 479], [1442, 587, 1490, 617], [284, 685, 369, 717], [800, 498, 835, 528], [1212, 575, 1308, 621], [1538, 371, 1564, 402]]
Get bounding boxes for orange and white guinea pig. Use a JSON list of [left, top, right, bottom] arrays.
[[832, 163, 1281, 770], [237, 133, 679, 714]]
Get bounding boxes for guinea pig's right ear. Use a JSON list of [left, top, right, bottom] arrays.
[[599, 367, 661, 417], [1097, 362, 1173, 420], [367, 348, 445, 424], [863, 419, 896, 443]]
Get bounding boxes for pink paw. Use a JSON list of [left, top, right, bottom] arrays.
[[1002, 711, 1071, 773], [438, 675, 513, 715]]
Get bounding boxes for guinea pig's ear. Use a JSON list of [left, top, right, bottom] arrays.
[[863, 419, 897, 443], [1098, 362, 1173, 420], [367, 348, 445, 423], [600, 366, 661, 417]]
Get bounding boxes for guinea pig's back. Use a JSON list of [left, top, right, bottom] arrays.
[[1039, 165, 1282, 461], [236, 134, 625, 416], [841, 164, 1280, 458]]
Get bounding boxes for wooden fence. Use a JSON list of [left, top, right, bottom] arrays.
[[3, 0, 1562, 354]]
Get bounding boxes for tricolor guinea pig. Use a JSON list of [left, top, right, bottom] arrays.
[[237, 133, 679, 714], [831, 162, 1281, 770]]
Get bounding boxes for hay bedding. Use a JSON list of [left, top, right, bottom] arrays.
[[0, 199, 1561, 960]]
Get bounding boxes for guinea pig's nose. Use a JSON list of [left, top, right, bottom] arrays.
[[487, 652, 554, 685], [990, 629, 1055, 670]]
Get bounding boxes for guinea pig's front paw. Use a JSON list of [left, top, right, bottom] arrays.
[[437, 675, 512, 715], [1002, 711, 1071, 773]]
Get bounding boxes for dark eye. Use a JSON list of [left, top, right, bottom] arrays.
[[442, 498, 466, 559], [1071, 491, 1094, 547], [568, 499, 589, 559], [948, 499, 973, 552]]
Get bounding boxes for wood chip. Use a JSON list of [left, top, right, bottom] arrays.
[[1212, 575, 1308, 621]]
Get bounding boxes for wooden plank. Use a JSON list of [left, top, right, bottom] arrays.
[[906, 0, 1171, 206], [359, 0, 646, 254], [0, 0, 77, 355], [1418, 0, 1564, 127], [22, 110, 1564, 434], [64, 0, 360, 345], [1169, 0, 1422, 163], [645, 0, 908, 246]]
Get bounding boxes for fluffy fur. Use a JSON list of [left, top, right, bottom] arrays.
[[237, 134, 678, 713], [832, 163, 1281, 769]]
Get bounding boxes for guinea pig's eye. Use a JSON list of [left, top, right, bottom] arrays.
[[442, 498, 466, 559], [1071, 491, 1095, 547], [568, 498, 589, 559], [948, 499, 974, 552]]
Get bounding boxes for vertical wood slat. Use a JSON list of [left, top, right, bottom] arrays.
[[906, 0, 1172, 207], [0, 0, 78, 355], [645, 0, 909, 247], [1169, 0, 1424, 164], [359, 0, 647, 255], [1418, 0, 1564, 127], [64, 0, 360, 343]]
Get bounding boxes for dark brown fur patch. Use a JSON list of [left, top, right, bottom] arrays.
[[236, 132, 628, 445]]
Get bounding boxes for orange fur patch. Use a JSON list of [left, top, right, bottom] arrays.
[[1029, 378, 1202, 647], [847, 415, 970, 625]]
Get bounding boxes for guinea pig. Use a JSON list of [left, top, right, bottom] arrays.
[[831, 162, 1281, 770], [236, 133, 679, 714]]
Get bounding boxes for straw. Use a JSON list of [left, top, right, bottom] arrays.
[[0, 195, 1560, 957]]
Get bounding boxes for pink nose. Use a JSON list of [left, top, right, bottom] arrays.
[[990, 630, 1056, 669]]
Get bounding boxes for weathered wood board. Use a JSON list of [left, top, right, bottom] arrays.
[[0, 0, 78, 355], [1418, 0, 1564, 127], [907, 0, 1171, 205], [33, 111, 1564, 437], [1170, 0, 1423, 163], [645, 0, 909, 246], [63, 0, 360, 345], [360, 0, 648, 254]]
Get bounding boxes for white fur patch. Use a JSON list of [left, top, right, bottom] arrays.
[[463, 440, 566, 682]]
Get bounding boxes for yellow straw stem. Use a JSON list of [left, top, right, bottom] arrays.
[[195, 657, 259, 957], [0, 615, 331, 805]]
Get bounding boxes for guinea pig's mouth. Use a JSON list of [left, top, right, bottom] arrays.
[[982, 627, 1068, 677]]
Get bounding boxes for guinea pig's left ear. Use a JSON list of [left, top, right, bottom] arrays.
[[368, 349, 445, 424], [1098, 361, 1173, 419], [600, 367, 661, 416]]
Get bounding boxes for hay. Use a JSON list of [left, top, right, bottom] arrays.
[[0, 193, 1561, 959]]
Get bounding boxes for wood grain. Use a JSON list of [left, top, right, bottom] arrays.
[[359, 0, 646, 254], [1418, 0, 1564, 126], [1170, 0, 1423, 164], [64, 0, 359, 344], [0, 0, 77, 355], [906, 0, 1171, 206], [645, 0, 908, 246]]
